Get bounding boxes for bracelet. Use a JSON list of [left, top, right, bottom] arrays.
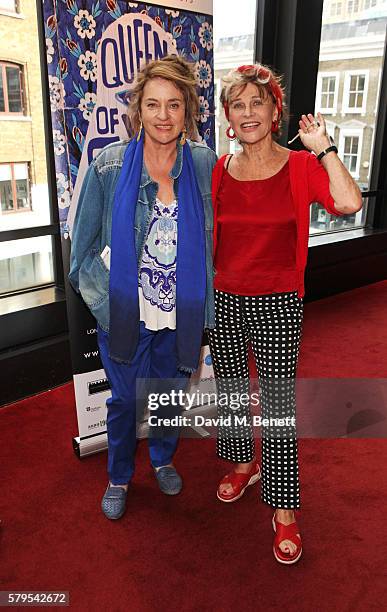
[[317, 145, 338, 161]]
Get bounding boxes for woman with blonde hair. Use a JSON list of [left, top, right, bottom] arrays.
[[209, 63, 362, 563], [69, 55, 216, 519]]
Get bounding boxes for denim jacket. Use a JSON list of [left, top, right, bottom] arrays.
[[68, 139, 217, 332]]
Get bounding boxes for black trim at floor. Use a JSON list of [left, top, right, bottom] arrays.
[[0, 334, 72, 407]]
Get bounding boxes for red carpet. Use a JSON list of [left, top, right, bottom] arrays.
[[2, 282, 387, 611]]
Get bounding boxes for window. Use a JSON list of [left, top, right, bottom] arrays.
[[0, 62, 24, 114], [342, 70, 369, 114], [338, 126, 365, 179], [321, 76, 335, 108], [313, 0, 387, 233], [0, 0, 58, 297], [0, 0, 18, 13], [347, 0, 359, 13], [330, 2, 342, 16], [349, 74, 364, 107], [0, 236, 54, 294], [213, 0, 257, 156], [316, 72, 339, 113], [0, 163, 31, 213], [343, 135, 359, 172]]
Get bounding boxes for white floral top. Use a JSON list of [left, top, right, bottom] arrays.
[[138, 198, 178, 331]]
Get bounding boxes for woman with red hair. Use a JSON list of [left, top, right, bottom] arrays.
[[209, 64, 362, 563]]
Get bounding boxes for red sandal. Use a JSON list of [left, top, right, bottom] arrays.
[[272, 512, 302, 564], [217, 460, 261, 503]]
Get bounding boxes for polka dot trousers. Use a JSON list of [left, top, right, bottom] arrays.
[[207, 289, 303, 509]]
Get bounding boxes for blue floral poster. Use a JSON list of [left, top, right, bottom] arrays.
[[43, 0, 214, 233], [41, 0, 214, 455]]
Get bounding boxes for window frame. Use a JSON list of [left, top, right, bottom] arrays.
[[0, 0, 19, 14], [347, 0, 360, 15], [0, 0, 64, 294], [367, 126, 375, 181], [0, 61, 25, 115], [338, 125, 365, 179], [214, 77, 221, 154], [330, 1, 343, 17], [342, 69, 370, 115], [316, 71, 340, 114], [0, 161, 32, 214], [374, 68, 382, 114]]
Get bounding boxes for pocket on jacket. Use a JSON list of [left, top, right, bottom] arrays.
[[78, 248, 110, 308]]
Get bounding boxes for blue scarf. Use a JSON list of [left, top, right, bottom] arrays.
[[109, 134, 206, 373]]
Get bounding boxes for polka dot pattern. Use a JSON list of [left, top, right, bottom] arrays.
[[207, 289, 303, 509]]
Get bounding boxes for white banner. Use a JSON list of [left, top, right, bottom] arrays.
[[144, 0, 213, 15], [74, 346, 216, 444]]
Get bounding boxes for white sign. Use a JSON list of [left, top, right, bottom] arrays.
[[145, 0, 212, 15]]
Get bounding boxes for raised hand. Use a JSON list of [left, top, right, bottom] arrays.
[[298, 112, 331, 156]]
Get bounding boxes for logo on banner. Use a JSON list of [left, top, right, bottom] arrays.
[[67, 13, 177, 232]]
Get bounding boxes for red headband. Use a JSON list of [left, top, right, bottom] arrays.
[[223, 65, 283, 120]]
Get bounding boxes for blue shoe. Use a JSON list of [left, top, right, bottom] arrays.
[[101, 484, 128, 520], [153, 466, 182, 495]]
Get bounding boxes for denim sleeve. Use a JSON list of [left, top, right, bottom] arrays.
[[190, 143, 217, 196], [207, 146, 218, 175], [68, 162, 104, 292]]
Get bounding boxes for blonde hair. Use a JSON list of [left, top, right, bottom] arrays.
[[220, 64, 287, 137], [127, 55, 200, 140]]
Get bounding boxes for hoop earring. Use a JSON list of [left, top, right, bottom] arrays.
[[226, 126, 236, 140], [180, 127, 187, 146], [137, 120, 143, 142], [271, 120, 279, 133]]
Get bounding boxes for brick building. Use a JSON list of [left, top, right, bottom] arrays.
[[0, 0, 51, 291]]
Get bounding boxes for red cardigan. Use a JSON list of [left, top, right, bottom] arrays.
[[211, 150, 343, 298]]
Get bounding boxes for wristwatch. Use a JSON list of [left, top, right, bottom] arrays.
[[317, 145, 338, 162]]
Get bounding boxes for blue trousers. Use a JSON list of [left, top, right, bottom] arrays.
[[98, 323, 190, 485]]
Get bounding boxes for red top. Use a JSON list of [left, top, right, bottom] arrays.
[[214, 160, 297, 295], [212, 150, 343, 298]]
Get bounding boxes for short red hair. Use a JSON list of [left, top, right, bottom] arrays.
[[220, 64, 286, 135]]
